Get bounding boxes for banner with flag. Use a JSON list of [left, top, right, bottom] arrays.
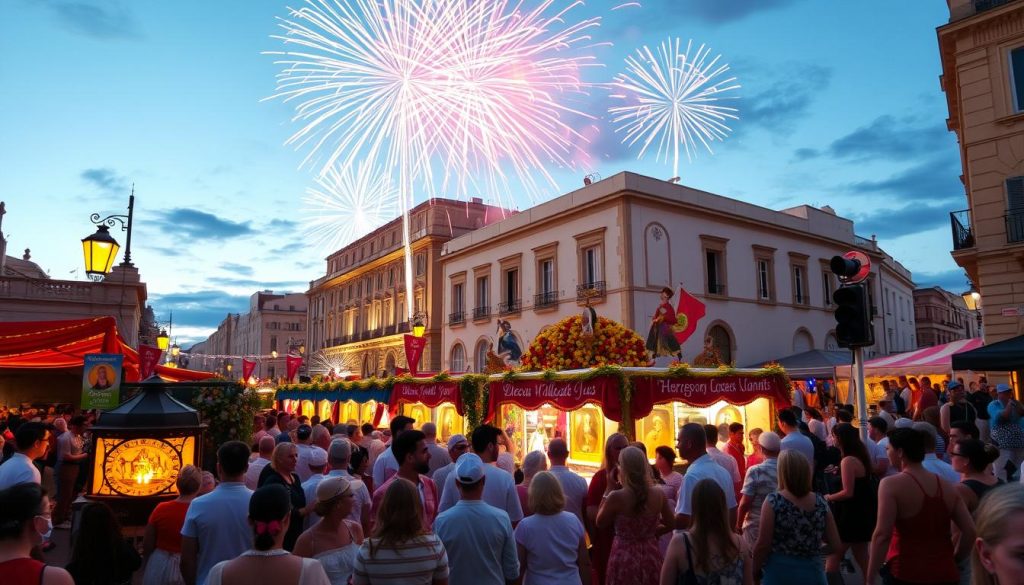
[[242, 359, 256, 382], [138, 345, 162, 380], [286, 355, 303, 382], [674, 287, 706, 345], [404, 334, 427, 376]]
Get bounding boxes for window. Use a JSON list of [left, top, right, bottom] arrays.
[[533, 242, 558, 309], [388, 268, 395, 287], [453, 283, 464, 314], [789, 253, 809, 306], [270, 336, 278, 352], [700, 235, 728, 296], [376, 272, 383, 290], [450, 344, 466, 373], [1012, 46, 1024, 112], [752, 246, 775, 303], [474, 270, 491, 320], [475, 340, 490, 373], [541, 260, 554, 294], [575, 227, 606, 298], [415, 253, 426, 276], [583, 247, 600, 284], [708, 325, 733, 365], [821, 262, 835, 307], [1006, 177, 1024, 242], [498, 254, 522, 314]]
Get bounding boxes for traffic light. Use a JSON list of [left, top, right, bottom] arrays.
[[832, 284, 874, 347]]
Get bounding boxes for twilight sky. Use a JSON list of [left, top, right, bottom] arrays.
[[0, 0, 965, 345]]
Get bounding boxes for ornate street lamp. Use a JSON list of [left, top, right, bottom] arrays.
[[962, 287, 981, 311], [83, 188, 135, 280], [170, 343, 180, 357], [412, 312, 427, 338], [156, 329, 169, 351]]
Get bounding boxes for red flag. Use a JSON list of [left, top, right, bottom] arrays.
[[674, 287, 706, 345], [403, 334, 427, 376], [138, 345, 162, 379], [242, 359, 256, 382], [286, 355, 303, 382]]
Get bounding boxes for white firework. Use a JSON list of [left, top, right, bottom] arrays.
[[610, 38, 740, 177], [302, 161, 399, 254]]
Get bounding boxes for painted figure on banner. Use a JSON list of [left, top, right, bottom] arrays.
[[575, 410, 599, 454], [642, 409, 673, 449], [646, 287, 683, 358], [496, 319, 523, 365], [91, 365, 113, 390], [529, 424, 549, 454]]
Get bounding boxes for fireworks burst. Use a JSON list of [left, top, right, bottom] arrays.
[[609, 38, 739, 177], [267, 0, 602, 320], [302, 161, 399, 254]]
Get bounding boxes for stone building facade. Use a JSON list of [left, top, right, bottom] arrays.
[[913, 286, 982, 347]]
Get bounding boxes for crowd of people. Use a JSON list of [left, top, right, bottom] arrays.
[[2, 378, 1024, 584]]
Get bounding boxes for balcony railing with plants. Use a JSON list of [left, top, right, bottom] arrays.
[[576, 280, 606, 301]]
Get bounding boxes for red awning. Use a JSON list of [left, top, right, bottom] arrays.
[[0, 317, 216, 382]]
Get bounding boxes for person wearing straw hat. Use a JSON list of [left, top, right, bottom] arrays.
[[294, 476, 364, 585]]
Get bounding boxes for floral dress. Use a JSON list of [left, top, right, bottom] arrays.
[[761, 492, 828, 585], [606, 511, 663, 585]]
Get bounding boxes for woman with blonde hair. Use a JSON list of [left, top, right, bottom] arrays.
[[597, 446, 674, 585], [972, 483, 1024, 585], [143, 465, 203, 585], [294, 477, 365, 585], [661, 478, 752, 585], [753, 450, 841, 584], [352, 478, 448, 584], [259, 442, 309, 551], [515, 471, 590, 584]]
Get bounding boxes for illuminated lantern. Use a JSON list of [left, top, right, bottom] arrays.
[[87, 374, 206, 524], [156, 329, 169, 351], [81, 225, 121, 279]]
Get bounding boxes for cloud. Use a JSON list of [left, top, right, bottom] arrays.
[[207, 277, 308, 291], [271, 240, 306, 255], [268, 219, 298, 231], [219, 262, 254, 276], [149, 290, 249, 330], [847, 156, 964, 202], [40, 1, 140, 40], [811, 116, 951, 162], [151, 209, 255, 240], [913, 268, 969, 293], [601, 0, 801, 33], [852, 203, 952, 240], [81, 168, 129, 196], [735, 64, 832, 137]]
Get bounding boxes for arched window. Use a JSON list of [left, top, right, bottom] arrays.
[[450, 344, 466, 373], [384, 352, 397, 376], [824, 332, 839, 351], [708, 325, 733, 365], [475, 339, 491, 373], [792, 329, 814, 353]]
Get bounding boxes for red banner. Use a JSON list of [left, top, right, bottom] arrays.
[[286, 355, 303, 382], [674, 287, 706, 345], [242, 359, 256, 382], [372, 402, 387, 427], [138, 345, 162, 380], [404, 334, 427, 375], [486, 375, 623, 422], [391, 381, 463, 415], [630, 374, 791, 419]]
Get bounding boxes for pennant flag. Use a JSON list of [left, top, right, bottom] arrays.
[[138, 345, 162, 380], [404, 334, 427, 376], [286, 355, 303, 382], [674, 287, 706, 345], [242, 359, 256, 382]]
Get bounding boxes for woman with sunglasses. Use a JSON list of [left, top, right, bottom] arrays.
[[950, 439, 1002, 514], [295, 477, 365, 585]]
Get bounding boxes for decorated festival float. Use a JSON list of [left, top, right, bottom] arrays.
[[274, 288, 792, 470]]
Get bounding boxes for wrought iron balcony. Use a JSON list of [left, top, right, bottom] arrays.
[[576, 280, 606, 301], [472, 306, 491, 320], [1007, 210, 1024, 244], [951, 209, 974, 250], [498, 300, 521, 315], [449, 311, 465, 325], [534, 291, 558, 309]]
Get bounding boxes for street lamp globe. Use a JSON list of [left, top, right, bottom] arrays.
[[81, 225, 121, 280], [412, 313, 427, 338], [271, 350, 278, 359], [170, 343, 180, 357], [156, 329, 169, 351]]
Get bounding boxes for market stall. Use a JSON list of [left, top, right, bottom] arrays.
[[390, 378, 469, 443], [834, 338, 983, 404], [275, 379, 393, 427], [749, 349, 852, 410]]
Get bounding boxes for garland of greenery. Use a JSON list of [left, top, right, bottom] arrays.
[[193, 383, 262, 458]]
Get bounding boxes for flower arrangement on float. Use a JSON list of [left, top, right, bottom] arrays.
[[193, 383, 262, 453], [519, 315, 651, 370]]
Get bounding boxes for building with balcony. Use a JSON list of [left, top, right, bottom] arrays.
[[440, 172, 916, 374], [188, 290, 307, 379], [940, 0, 1024, 345], [307, 198, 508, 377], [914, 286, 981, 347]]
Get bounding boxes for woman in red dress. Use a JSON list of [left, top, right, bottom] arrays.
[[0, 483, 73, 585]]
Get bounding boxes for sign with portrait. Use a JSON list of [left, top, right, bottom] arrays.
[[639, 407, 674, 450], [437, 404, 464, 443], [82, 353, 123, 410], [569, 406, 604, 463]]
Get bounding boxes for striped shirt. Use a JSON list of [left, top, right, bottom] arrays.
[[352, 535, 449, 585]]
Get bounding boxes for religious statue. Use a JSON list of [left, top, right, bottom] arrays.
[[496, 319, 523, 365], [646, 287, 682, 358], [580, 292, 598, 338]]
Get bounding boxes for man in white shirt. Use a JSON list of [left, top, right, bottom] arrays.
[[54, 416, 88, 527], [546, 438, 588, 524], [675, 423, 736, 529], [0, 422, 49, 489], [866, 417, 894, 477], [704, 424, 741, 497], [423, 422, 452, 477], [181, 441, 253, 585], [914, 422, 959, 483], [438, 424, 523, 524], [433, 434, 470, 504], [371, 415, 414, 487], [294, 424, 327, 482], [303, 439, 371, 534], [777, 409, 815, 465], [898, 376, 913, 417], [876, 397, 897, 430], [245, 436, 276, 490]]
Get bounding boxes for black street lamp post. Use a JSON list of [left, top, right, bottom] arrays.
[[82, 188, 135, 280]]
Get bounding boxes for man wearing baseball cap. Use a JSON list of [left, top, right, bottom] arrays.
[[939, 381, 976, 438], [736, 431, 780, 545], [988, 383, 1024, 481], [295, 424, 327, 482], [434, 453, 519, 585], [432, 434, 470, 503]]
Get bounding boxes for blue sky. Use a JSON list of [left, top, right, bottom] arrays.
[[0, 0, 966, 345]]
